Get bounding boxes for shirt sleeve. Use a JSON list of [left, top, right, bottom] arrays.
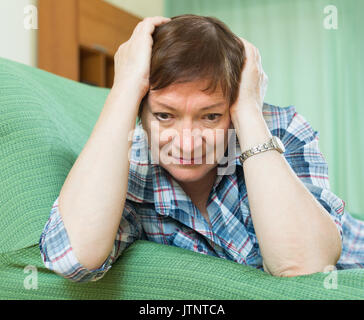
[[281, 106, 346, 241], [39, 196, 142, 282]]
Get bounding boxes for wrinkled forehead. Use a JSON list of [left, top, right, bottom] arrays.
[[148, 80, 227, 108], [150, 79, 223, 96]]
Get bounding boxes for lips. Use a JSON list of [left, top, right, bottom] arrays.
[[179, 157, 200, 161], [170, 155, 204, 164]]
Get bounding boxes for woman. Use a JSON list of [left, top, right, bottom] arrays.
[[39, 14, 364, 282]]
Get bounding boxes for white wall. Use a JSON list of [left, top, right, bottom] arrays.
[[0, 0, 38, 67], [104, 0, 165, 19], [0, 0, 164, 68]]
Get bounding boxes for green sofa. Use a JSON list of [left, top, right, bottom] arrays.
[[0, 57, 363, 300]]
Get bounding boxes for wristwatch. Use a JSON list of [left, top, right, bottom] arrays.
[[239, 136, 285, 165]]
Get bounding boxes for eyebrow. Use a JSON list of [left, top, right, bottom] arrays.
[[153, 101, 225, 111]]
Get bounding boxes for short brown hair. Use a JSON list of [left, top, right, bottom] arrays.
[[138, 14, 246, 120]]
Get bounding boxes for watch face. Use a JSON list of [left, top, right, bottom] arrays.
[[273, 136, 285, 153]]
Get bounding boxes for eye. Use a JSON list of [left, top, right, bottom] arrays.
[[204, 113, 222, 121], [153, 113, 173, 121]]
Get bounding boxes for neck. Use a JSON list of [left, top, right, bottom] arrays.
[[176, 167, 217, 207]]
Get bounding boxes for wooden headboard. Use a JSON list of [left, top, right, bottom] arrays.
[[38, 0, 142, 88]]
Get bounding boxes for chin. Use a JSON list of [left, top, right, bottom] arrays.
[[161, 163, 214, 183]]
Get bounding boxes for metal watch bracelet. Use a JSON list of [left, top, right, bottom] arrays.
[[239, 136, 286, 165]]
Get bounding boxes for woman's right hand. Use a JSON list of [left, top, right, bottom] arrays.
[[113, 16, 171, 99]]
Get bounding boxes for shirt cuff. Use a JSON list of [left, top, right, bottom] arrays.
[[39, 196, 113, 282]]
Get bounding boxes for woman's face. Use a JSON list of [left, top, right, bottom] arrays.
[[141, 80, 232, 184]]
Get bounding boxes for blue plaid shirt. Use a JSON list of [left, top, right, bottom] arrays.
[[39, 103, 364, 282]]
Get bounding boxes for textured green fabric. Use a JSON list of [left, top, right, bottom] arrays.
[[0, 56, 363, 300], [0, 57, 109, 253], [165, 0, 364, 220], [1, 240, 364, 300]]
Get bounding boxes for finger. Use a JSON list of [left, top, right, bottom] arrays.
[[239, 37, 260, 62], [144, 16, 171, 26], [255, 51, 262, 75], [255, 47, 262, 67], [140, 16, 171, 35], [239, 37, 256, 68], [239, 37, 254, 54]]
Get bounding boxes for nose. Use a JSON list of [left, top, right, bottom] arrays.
[[181, 129, 195, 153], [172, 126, 203, 159]]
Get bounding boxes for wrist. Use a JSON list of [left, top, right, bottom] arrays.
[[233, 108, 272, 152], [111, 79, 147, 99], [105, 84, 143, 119], [231, 100, 261, 118], [232, 106, 263, 134]]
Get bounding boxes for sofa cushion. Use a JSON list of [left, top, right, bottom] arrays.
[[1, 239, 364, 299], [0, 57, 110, 252]]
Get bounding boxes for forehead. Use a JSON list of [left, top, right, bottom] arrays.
[[149, 80, 225, 103]]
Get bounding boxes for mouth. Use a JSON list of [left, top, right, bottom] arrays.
[[170, 155, 204, 165]]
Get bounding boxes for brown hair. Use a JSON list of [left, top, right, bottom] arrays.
[[137, 14, 246, 120]]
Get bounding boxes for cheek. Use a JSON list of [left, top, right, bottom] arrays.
[[213, 131, 229, 161], [209, 118, 231, 149], [148, 127, 175, 162], [142, 115, 160, 147]]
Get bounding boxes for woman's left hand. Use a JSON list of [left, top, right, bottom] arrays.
[[230, 37, 268, 120]]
